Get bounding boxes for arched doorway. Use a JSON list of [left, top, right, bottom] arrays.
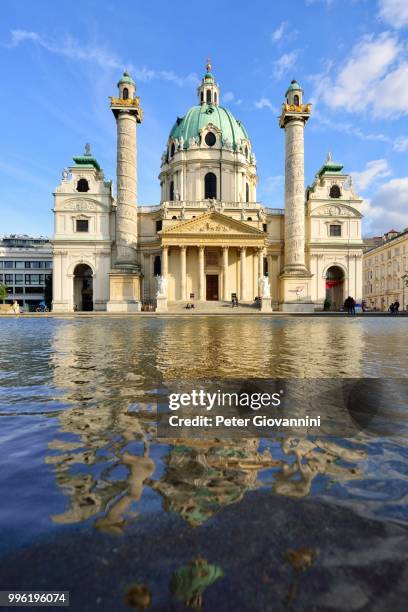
[[73, 264, 93, 311], [325, 266, 345, 310]]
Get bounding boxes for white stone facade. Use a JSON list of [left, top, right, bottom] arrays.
[[51, 67, 364, 312]]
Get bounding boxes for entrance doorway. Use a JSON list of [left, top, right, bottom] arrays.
[[325, 265, 345, 310], [206, 275, 219, 300], [73, 264, 93, 311]]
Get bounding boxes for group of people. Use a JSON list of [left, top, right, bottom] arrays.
[[389, 301, 400, 313], [343, 296, 356, 315]]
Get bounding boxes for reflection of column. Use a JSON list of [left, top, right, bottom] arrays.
[[240, 247, 246, 301], [222, 246, 229, 300], [180, 246, 186, 300], [162, 246, 168, 277], [198, 246, 205, 300]]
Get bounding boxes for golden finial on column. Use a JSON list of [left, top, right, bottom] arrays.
[[206, 57, 212, 72]]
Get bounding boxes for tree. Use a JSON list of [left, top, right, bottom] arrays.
[[0, 283, 8, 304]]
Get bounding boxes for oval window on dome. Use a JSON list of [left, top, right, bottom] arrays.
[[205, 132, 216, 147]]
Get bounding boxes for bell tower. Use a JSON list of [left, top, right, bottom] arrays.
[[278, 80, 314, 312], [107, 71, 144, 312]]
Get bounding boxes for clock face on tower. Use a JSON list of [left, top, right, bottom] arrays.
[[205, 132, 216, 147]]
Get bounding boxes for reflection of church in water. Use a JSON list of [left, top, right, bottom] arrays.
[[46, 318, 366, 531], [52, 61, 363, 312]]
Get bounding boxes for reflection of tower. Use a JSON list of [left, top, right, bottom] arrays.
[[279, 80, 314, 312], [107, 72, 144, 312]]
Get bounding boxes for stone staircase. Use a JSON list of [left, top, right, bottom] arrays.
[[166, 300, 260, 314]]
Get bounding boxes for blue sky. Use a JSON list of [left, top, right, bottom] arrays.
[[0, 0, 407, 237]]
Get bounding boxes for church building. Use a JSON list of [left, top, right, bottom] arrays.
[[51, 62, 364, 312]]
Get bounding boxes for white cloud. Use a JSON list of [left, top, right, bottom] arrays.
[[254, 97, 279, 113], [351, 159, 392, 191], [273, 51, 298, 80], [378, 0, 408, 28], [4, 29, 199, 87], [223, 91, 235, 103], [271, 22, 286, 43], [393, 136, 408, 152], [311, 109, 390, 143], [312, 32, 408, 117], [363, 177, 408, 234]]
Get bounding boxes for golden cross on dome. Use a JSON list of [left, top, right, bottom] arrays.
[[206, 57, 212, 72]]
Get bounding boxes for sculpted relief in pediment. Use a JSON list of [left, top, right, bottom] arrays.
[[314, 205, 358, 217]]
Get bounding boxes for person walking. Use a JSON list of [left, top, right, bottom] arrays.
[[395, 300, 400, 313]]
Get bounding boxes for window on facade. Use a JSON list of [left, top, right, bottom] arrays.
[[123, 87, 129, 100], [294, 94, 300, 106], [206, 90, 211, 104], [4, 261, 14, 269], [204, 172, 217, 199], [169, 181, 174, 201], [246, 183, 250, 203], [76, 219, 89, 232], [247, 217, 253, 221], [200, 91, 204, 103], [14, 275, 23, 284], [153, 256, 161, 276], [170, 143, 175, 157], [245, 146, 248, 158], [263, 223, 267, 232], [5, 274, 13, 284], [329, 184, 341, 198], [15, 261, 25, 269], [76, 178, 89, 193], [156, 220, 163, 232], [14, 287, 23, 294], [214, 92, 217, 104], [205, 132, 216, 147], [330, 224, 341, 237], [172, 215, 178, 220]]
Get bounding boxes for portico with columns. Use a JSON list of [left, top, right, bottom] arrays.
[[157, 212, 266, 302]]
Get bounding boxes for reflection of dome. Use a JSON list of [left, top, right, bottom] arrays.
[[169, 104, 249, 150]]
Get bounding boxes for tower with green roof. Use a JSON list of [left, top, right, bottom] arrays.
[[106, 70, 144, 312], [278, 79, 314, 311]]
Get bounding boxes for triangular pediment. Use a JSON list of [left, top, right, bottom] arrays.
[[160, 211, 265, 236]]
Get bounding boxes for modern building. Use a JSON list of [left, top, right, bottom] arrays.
[[0, 235, 52, 310], [363, 228, 408, 311], [52, 62, 364, 312]]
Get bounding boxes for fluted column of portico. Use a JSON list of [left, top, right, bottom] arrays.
[[180, 246, 186, 300], [198, 246, 205, 300], [222, 246, 229, 300], [258, 248, 264, 280], [162, 246, 168, 277], [240, 247, 246, 301]]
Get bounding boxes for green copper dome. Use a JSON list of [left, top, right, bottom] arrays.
[[286, 79, 302, 93], [169, 103, 249, 150], [117, 71, 134, 87]]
